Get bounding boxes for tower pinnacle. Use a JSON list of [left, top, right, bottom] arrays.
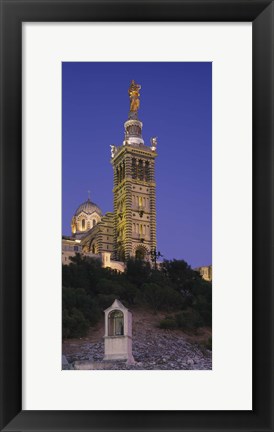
[[124, 80, 144, 146], [128, 80, 141, 120]]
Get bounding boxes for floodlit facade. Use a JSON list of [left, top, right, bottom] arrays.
[[62, 80, 158, 270], [195, 265, 212, 282]]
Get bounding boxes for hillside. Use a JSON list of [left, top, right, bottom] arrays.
[[63, 308, 212, 370]]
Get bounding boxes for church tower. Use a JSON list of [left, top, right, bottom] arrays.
[[111, 80, 158, 261]]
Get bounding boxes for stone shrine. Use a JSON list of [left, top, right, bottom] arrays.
[[103, 299, 135, 364]]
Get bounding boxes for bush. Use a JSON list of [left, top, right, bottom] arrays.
[[141, 283, 183, 311], [159, 318, 177, 330], [192, 292, 212, 326], [62, 256, 212, 338], [125, 258, 151, 288], [175, 308, 204, 329], [97, 293, 116, 310], [63, 286, 101, 326], [62, 307, 89, 338], [205, 337, 212, 350], [142, 283, 166, 311], [200, 336, 212, 352]]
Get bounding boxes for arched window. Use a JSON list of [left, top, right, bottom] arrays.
[[108, 310, 124, 336], [131, 158, 137, 179], [116, 167, 119, 184], [138, 159, 144, 180], [135, 247, 146, 260], [145, 161, 150, 181], [118, 246, 125, 262], [122, 161, 125, 180], [93, 219, 96, 227], [119, 165, 123, 183], [82, 219, 85, 230]]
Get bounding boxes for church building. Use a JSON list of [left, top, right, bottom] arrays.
[[62, 80, 158, 270]]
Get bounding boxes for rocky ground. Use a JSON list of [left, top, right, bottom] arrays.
[[62, 309, 212, 370]]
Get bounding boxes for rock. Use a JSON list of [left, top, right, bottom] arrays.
[[63, 316, 212, 370], [62, 355, 69, 366]]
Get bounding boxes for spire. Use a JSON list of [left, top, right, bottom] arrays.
[[87, 190, 91, 201]]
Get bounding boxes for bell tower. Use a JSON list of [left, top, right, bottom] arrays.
[[111, 80, 158, 261]]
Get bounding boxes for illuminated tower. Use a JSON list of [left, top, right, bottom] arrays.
[[111, 80, 158, 261]]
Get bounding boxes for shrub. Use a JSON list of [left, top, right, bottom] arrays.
[[206, 337, 212, 350], [142, 283, 166, 311], [159, 318, 177, 330], [141, 283, 183, 311], [175, 308, 204, 329], [192, 292, 212, 326], [62, 286, 101, 326], [97, 293, 116, 310], [199, 336, 212, 352], [125, 258, 151, 288], [62, 257, 212, 336], [62, 307, 89, 339]]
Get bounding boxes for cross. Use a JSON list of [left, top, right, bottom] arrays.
[[88, 190, 91, 200]]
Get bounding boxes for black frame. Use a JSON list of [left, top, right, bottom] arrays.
[[0, 1, 273, 431]]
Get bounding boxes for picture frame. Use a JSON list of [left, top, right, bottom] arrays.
[[0, 0, 273, 431]]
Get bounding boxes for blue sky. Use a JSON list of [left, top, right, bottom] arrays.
[[62, 62, 212, 268]]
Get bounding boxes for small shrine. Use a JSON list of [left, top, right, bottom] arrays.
[[103, 299, 134, 364]]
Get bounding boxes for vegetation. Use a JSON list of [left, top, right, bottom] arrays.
[[159, 317, 178, 330], [199, 336, 212, 352], [62, 254, 212, 338]]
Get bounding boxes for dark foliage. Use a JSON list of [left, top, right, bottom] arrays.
[[62, 256, 212, 338], [159, 317, 178, 330]]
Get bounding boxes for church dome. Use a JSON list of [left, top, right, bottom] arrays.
[[74, 198, 102, 216]]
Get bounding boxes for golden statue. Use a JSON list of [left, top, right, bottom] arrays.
[[128, 80, 141, 112]]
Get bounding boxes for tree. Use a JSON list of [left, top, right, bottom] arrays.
[[161, 259, 202, 293], [62, 256, 212, 339], [62, 307, 89, 338], [125, 258, 151, 288]]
